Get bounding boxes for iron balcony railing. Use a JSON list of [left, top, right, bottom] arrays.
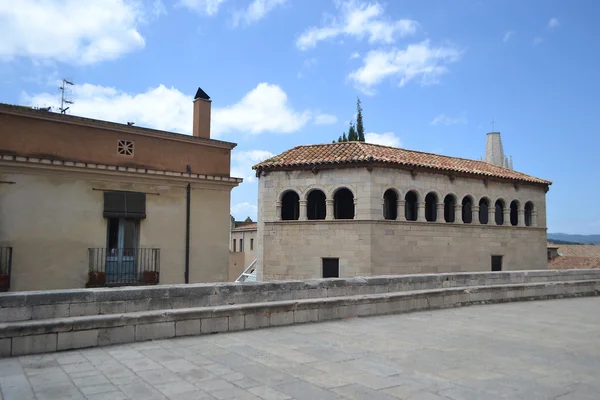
[[0, 247, 12, 292], [88, 248, 160, 287]]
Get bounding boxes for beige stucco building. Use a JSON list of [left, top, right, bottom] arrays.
[[253, 140, 551, 281], [0, 87, 241, 291], [228, 218, 257, 281]]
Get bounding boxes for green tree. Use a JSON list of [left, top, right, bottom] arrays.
[[356, 97, 365, 142], [342, 132, 348, 142], [347, 122, 357, 141]]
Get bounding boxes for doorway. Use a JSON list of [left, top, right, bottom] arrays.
[[106, 218, 139, 283]]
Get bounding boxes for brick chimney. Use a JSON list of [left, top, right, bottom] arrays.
[[193, 87, 211, 139]]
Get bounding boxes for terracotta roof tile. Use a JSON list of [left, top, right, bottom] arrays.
[[252, 142, 551, 185], [548, 245, 600, 269], [232, 223, 257, 231]]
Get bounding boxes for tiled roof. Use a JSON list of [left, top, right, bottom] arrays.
[[252, 142, 551, 185], [548, 245, 600, 270]]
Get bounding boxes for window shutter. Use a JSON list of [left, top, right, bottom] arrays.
[[104, 191, 146, 219], [125, 192, 146, 219]]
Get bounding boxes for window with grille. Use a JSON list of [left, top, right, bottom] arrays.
[[117, 139, 134, 156]]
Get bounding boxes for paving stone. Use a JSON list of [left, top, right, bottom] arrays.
[[248, 385, 292, 400]]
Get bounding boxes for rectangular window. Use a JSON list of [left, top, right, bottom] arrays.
[[233, 239, 236, 252], [491, 255, 503, 272], [250, 238, 254, 251], [240, 239, 244, 252], [322, 258, 340, 278]]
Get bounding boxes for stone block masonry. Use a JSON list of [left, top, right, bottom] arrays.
[[0, 270, 599, 357]]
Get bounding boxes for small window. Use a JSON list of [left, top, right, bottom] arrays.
[[117, 139, 134, 156], [491, 255, 503, 271], [240, 238, 244, 252], [233, 239, 236, 252], [322, 258, 339, 278], [547, 250, 551, 261], [250, 238, 254, 251]]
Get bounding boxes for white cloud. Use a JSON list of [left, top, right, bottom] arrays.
[[365, 132, 401, 147], [503, 31, 514, 43], [178, 0, 226, 15], [350, 51, 361, 59], [548, 18, 560, 29], [296, 0, 418, 50], [152, 0, 167, 17], [0, 0, 146, 64], [430, 114, 467, 126], [348, 40, 462, 93], [212, 83, 312, 136], [315, 114, 338, 125], [533, 36, 544, 45], [231, 202, 258, 220], [233, 0, 286, 27], [231, 150, 274, 182], [22, 82, 328, 138]]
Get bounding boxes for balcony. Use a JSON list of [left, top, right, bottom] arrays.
[[88, 248, 160, 287], [0, 247, 12, 292]]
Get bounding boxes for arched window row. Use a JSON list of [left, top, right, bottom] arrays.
[[381, 189, 537, 227], [278, 187, 355, 221]]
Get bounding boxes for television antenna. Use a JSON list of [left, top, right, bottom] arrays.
[[59, 79, 74, 114]]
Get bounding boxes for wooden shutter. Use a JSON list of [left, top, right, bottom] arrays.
[[103, 191, 146, 219]]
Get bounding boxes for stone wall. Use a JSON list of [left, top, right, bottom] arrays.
[[0, 269, 598, 357]]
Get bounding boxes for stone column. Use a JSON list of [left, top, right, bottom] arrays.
[[436, 203, 444, 223], [518, 208, 525, 227], [299, 200, 307, 221], [417, 201, 426, 222], [454, 205, 463, 224], [532, 210, 538, 227], [353, 198, 358, 219], [275, 201, 282, 221], [326, 199, 334, 220], [472, 206, 480, 225], [503, 208, 511, 226], [397, 200, 405, 221], [488, 207, 495, 225]]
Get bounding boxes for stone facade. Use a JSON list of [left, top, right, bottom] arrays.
[[257, 166, 548, 281], [229, 223, 257, 281]]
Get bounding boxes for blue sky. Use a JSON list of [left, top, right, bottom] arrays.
[[1, 0, 599, 234]]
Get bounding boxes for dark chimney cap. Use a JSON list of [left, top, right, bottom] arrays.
[[194, 87, 210, 100]]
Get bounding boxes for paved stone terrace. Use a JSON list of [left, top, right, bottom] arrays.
[[1, 298, 598, 400]]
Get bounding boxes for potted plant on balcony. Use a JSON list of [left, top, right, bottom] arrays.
[[88, 269, 106, 286], [142, 271, 159, 284]]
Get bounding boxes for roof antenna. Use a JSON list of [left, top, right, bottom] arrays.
[[490, 116, 496, 132], [59, 79, 74, 114]]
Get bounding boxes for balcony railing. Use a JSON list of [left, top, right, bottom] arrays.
[[0, 247, 12, 292], [88, 248, 160, 287]]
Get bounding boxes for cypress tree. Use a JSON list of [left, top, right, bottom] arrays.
[[356, 97, 365, 142], [348, 122, 357, 141], [342, 132, 348, 142]]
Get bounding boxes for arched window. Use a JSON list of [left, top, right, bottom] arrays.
[[525, 201, 534, 227], [425, 192, 438, 222], [510, 200, 519, 226], [383, 189, 398, 220], [281, 191, 299, 220], [307, 190, 326, 220], [405, 191, 418, 221], [495, 199, 505, 225], [462, 196, 473, 224], [444, 194, 456, 223], [479, 198, 489, 224], [334, 188, 354, 219]]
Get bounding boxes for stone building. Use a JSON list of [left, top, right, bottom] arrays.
[[229, 217, 258, 281], [253, 139, 551, 281], [0, 87, 241, 291]]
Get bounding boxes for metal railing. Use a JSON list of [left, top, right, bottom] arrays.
[[88, 248, 160, 287], [236, 259, 257, 282], [0, 247, 12, 292]]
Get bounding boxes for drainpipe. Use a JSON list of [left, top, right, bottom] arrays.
[[185, 182, 191, 284]]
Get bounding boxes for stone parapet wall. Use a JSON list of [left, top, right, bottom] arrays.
[[1, 277, 599, 357], [2, 269, 599, 324]]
